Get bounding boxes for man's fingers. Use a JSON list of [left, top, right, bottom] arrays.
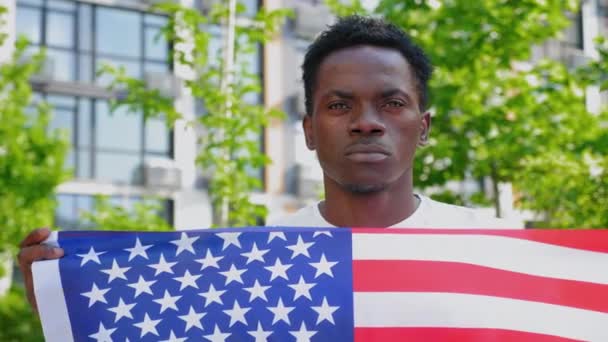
[[19, 228, 51, 248], [17, 245, 64, 267]]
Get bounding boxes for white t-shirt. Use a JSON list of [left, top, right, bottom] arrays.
[[267, 194, 516, 229]]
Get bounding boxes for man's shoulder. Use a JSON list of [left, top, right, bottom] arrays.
[[266, 202, 332, 227]]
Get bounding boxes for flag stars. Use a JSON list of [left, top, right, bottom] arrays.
[[312, 297, 339, 325], [289, 322, 317, 342], [267, 298, 295, 325], [203, 325, 231, 342], [288, 276, 316, 301], [100, 259, 130, 283], [199, 284, 227, 307], [174, 270, 202, 290], [313, 230, 333, 238], [243, 279, 271, 302], [128, 276, 156, 298], [89, 322, 115, 342], [77, 246, 105, 266], [160, 330, 187, 342], [170, 232, 199, 256], [223, 300, 251, 327], [267, 231, 287, 243], [148, 253, 177, 276], [195, 249, 222, 271], [153, 290, 181, 314], [217, 232, 242, 250], [219, 264, 246, 285], [248, 322, 272, 342], [134, 313, 161, 338], [241, 242, 269, 264], [310, 253, 338, 278], [264, 258, 292, 281], [286, 235, 314, 259], [107, 298, 136, 322], [179, 306, 206, 332], [81, 283, 110, 307], [125, 237, 152, 261]]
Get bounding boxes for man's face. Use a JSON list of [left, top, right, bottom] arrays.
[[303, 45, 430, 193]]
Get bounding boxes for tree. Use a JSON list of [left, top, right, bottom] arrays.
[[100, 1, 291, 227], [327, 0, 607, 227], [0, 6, 68, 270]]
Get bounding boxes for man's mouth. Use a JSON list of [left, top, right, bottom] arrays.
[[344, 144, 390, 163]]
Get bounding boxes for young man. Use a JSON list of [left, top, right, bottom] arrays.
[[268, 16, 507, 229], [18, 15, 508, 313]]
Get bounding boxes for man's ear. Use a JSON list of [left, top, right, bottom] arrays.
[[303, 114, 315, 150], [418, 111, 431, 147]]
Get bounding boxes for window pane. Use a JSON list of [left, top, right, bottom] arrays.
[[96, 152, 142, 184], [55, 194, 76, 229], [46, 11, 74, 48], [78, 98, 91, 147], [75, 195, 94, 224], [49, 107, 74, 143], [48, 0, 76, 11], [47, 94, 76, 108], [145, 117, 170, 154], [78, 4, 92, 51], [144, 62, 169, 74], [144, 14, 167, 26], [77, 149, 91, 179], [17, 0, 43, 6], [79, 53, 93, 82], [95, 58, 140, 86], [145, 26, 168, 61], [96, 7, 141, 58], [96, 101, 142, 152], [46, 48, 76, 81], [16, 7, 42, 44], [240, 0, 258, 17]]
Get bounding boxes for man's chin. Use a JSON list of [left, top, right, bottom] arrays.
[[343, 182, 388, 194]]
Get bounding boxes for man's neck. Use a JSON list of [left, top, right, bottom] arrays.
[[319, 174, 419, 228]]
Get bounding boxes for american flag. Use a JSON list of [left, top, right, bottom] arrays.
[[32, 228, 608, 341]]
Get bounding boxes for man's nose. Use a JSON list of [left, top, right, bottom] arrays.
[[349, 105, 385, 136]]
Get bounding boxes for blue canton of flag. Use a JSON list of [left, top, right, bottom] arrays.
[[45, 228, 354, 342]]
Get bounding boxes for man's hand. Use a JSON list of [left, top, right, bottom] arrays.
[[17, 228, 64, 314]]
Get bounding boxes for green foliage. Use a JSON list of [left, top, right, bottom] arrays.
[[99, 1, 290, 227], [80, 196, 173, 231], [0, 8, 68, 257], [0, 286, 44, 342], [331, 0, 608, 226]]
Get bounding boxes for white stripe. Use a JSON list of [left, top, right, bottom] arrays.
[[354, 292, 608, 341], [353, 233, 608, 284], [33, 248, 74, 341]]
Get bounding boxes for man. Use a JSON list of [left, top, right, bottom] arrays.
[[18, 15, 508, 313]]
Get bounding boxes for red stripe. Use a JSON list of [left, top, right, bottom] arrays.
[[352, 228, 608, 254], [354, 327, 580, 342], [353, 260, 608, 313]]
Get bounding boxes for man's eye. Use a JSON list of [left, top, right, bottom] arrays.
[[328, 103, 349, 110], [384, 100, 405, 108]]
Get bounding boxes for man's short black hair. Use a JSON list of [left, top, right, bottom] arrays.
[[302, 15, 433, 115]]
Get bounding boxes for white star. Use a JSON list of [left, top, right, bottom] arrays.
[[148, 253, 177, 276], [153, 290, 181, 313], [128, 275, 156, 297], [310, 253, 338, 278], [267, 298, 295, 325], [81, 283, 109, 307], [179, 306, 206, 332], [174, 269, 202, 290], [199, 284, 226, 307], [195, 249, 222, 270], [160, 330, 187, 342], [241, 242, 269, 264], [243, 279, 271, 302], [286, 235, 314, 259], [134, 313, 161, 337], [89, 322, 115, 342], [77, 246, 105, 266], [223, 300, 251, 327], [217, 232, 242, 250], [219, 264, 246, 285], [248, 322, 272, 342], [288, 276, 316, 301], [100, 259, 130, 283], [125, 237, 152, 261], [203, 325, 231, 342], [289, 322, 317, 342], [264, 258, 292, 281], [107, 298, 136, 322], [312, 296, 339, 325], [313, 230, 333, 238], [267, 231, 286, 243], [170, 232, 199, 256]]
